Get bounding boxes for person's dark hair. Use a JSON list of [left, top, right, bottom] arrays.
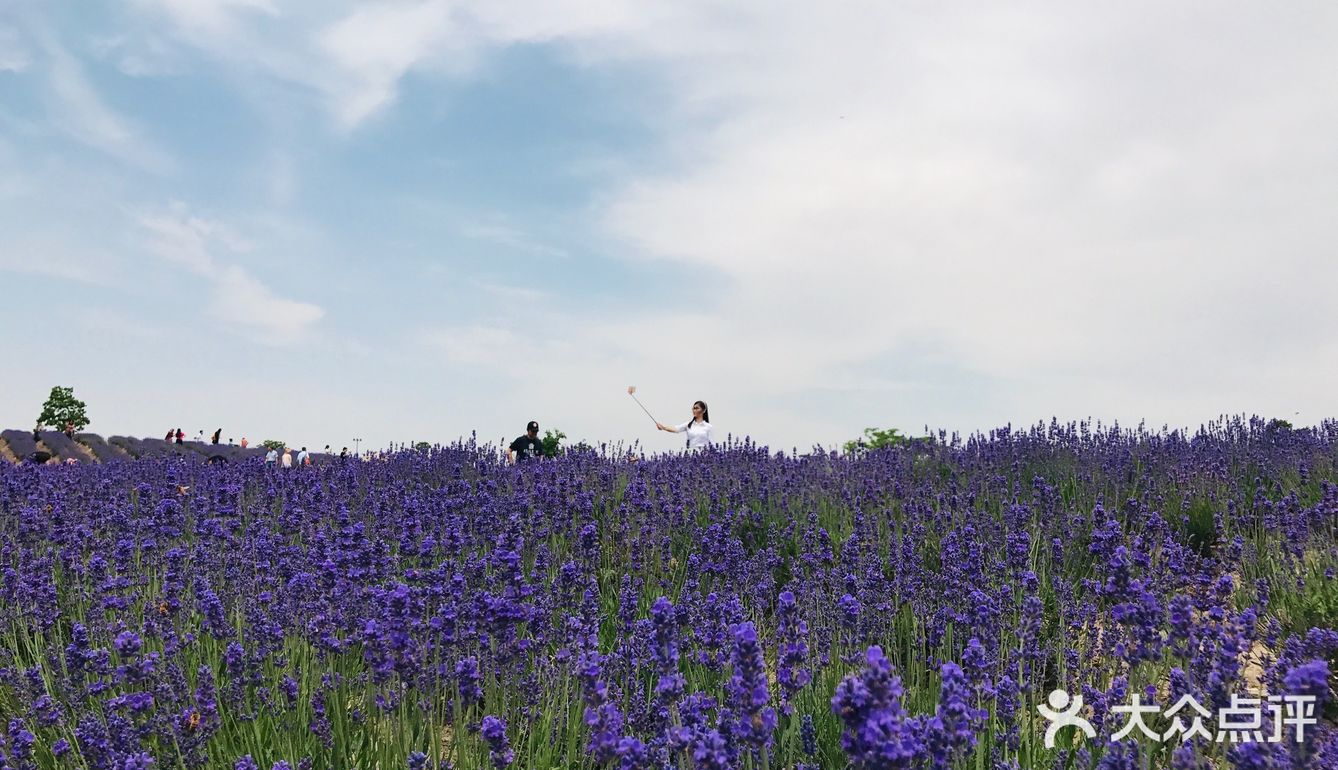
[[694, 400, 710, 423]]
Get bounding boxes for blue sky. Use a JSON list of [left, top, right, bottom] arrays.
[[2, 2, 1336, 454]]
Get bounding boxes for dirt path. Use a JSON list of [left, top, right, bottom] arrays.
[[0, 438, 18, 464], [69, 438, 98, 463]]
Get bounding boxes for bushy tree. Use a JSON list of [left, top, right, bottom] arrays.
[[261, 439, 286, 451], [844, 426, 910, 455], [542, 429, 566, 459], [37, 386, 89, 432]]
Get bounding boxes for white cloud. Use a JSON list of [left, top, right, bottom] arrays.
[[210, 264, 324, 345], [395, 2, 1338, 445], [470, 279, 549, 301], [90, 32, 188, 77], [40, 35, 175, 171], [459, 220, 569, 259], [121, 0, 662, 128], [314, 1, 462, 129], [139, 201, 254, 275], [137, 203, 324, 344], [74, 307, 167, 340], [0, 246, 113, 285], [30, 1, 1338, 447], [420, 324, 523, 366], [130, 0, 280, 38], [0, 26, 31, 72]]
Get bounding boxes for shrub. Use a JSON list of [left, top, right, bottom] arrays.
[[843, 426, 911, 455], [542, 429, 566, 458]]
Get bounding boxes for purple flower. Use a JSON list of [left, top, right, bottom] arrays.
[[7, 719, 36, 770], [961, 637, 990, 692], [117, 753, 155, 770], [924, 662, 983, 769], [577, 649, 625, 763], [1227, 740, 1284, 770], [616, 737, 654, 770], [455, 657, 483, 706], [1283, 659, 1330, 709], [480, 715, 514, 768], [649, 596, 685, 702], [838, 593, 861, 629], [690, 729, 731, 770], [800, 713, 817, 756], [831, 646, 924, 768], [727, 621, 777, 754], [1095, 742, 1138, 770], [114, 630, 143, 658], [777, 590, 812, 714]]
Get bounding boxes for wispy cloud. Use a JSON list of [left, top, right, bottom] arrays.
[[89, 32, 187, 77], [209, 264, 325, 346], [315, 1, 461, 129], [131, 0, 280, 38], [0, 245, 114, 285], [40, 34, 174, 172], [119, 0, 655, 130], [470, 279, 549, 301], [459, 221, 569, 259], [140, 201, 253, 275], [137, 203, 324, 344], [74, 307, 167, 340], [0, 25, 31, 72]]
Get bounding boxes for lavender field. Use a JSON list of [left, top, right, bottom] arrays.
[[1, 417, 1335, 770]]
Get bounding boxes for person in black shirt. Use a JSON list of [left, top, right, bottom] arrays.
[[508, 421, 543, 464]]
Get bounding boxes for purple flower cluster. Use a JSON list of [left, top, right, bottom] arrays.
[[832, 646, 923, 767], [0, 416, 1334, 769]]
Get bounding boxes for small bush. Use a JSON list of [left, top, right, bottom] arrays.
[[542, 429, 566, 459], [843, 426, 911, 455]]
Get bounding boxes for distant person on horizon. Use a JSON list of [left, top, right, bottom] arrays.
[[297, 447, 310, 466], [340, 446, 349, 462], [281, 448, 293, 468], [508, 421, 543, 464], [64, 421, 75, 439], [211, 428, 222, 445], [240, 437, 249, 449], [265, 446, 278, 466], [175, 428, 184, 444], [656, 400, 714, 451], [165, 429, 174, 442]]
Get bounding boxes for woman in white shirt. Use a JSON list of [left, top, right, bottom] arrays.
[[656, 401, 714, 450]]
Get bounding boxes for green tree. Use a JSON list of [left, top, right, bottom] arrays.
[[36, 386, 89, 432], [261, 439, 286, 451], [843, 426, 910, 455], [541, 429, 566, 459]]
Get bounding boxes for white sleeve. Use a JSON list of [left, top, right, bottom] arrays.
[[675, 420, 692, 432]]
